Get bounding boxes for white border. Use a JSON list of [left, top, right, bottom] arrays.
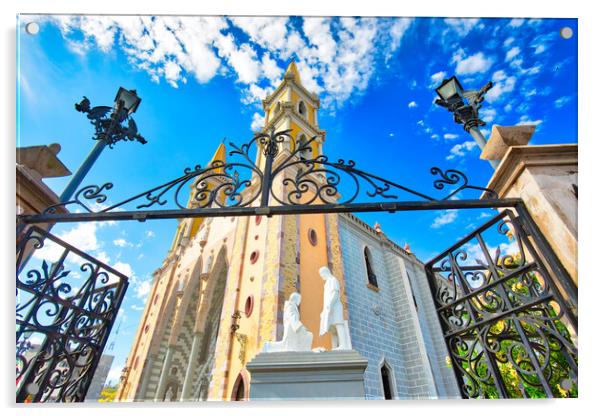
[[3, 1, 600, 416]]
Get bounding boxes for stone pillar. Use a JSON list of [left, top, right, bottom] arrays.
[[154, 347, 174, 401], [16, 143, 71, 257], [481, 125, 578, 286], [180, 333, 201, 400], [246, 350, 368, 400]]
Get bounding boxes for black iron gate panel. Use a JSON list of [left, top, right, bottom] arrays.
[[425, 210, 578, 399], [16, 226, 129, 402]]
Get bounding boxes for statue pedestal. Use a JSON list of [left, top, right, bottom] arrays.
[[246, 350, 368, 400]]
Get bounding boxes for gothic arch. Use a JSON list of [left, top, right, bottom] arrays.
[[378, 356, 397, 400], [363, 245, 378, 288], [168, 256, 204, 344], [230, 370, 250, 401], [191, 245, 230, 400]]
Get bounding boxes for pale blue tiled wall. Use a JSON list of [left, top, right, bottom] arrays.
[[338, 216, 436, 399]]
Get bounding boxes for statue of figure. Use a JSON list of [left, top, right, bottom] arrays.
[[319, 266, 351, 350], [262, 292, 313, 352]]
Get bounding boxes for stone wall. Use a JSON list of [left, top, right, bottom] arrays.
[[338, 214, 438, 399], [403, 259, 460, 398]]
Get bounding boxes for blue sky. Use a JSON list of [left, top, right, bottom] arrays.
[[17, 15, 577, 386]]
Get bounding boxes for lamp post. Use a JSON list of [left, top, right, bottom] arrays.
[[59, 87, 146, 202], [434, 76, 499, 169]]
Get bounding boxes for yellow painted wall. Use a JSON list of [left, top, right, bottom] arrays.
[[289, 122, 318, 158]]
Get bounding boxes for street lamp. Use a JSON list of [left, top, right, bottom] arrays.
[[59, 88, 146, 202], [434, 76, 499, 169]]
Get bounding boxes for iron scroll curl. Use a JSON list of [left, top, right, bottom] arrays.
[[36, 128, 498, 217]]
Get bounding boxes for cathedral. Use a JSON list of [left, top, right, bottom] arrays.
[[116, 61, 460, 401]]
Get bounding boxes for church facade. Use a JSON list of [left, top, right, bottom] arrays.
[[116, 62, 459, 401]]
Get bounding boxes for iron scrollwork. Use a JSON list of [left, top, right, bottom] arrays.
[[16, 226, 129, 402], [425, 210, 578, 398], [37, 127, 498, 218]]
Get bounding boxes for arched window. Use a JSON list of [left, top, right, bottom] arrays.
[[298, 134, 312, 161], [364, 247, 378, 287], [298, 101, 307, 118], [380, 363, 394, 400], [231, 373, 248, 401]]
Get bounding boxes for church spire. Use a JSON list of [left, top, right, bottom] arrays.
[[284, 59, 301, 83], [206, 140, 227, 174]]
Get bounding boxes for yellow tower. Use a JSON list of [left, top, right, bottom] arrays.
[[205, 60, 348, 400], [118, 61, 348, 402], [257, 60, 326, 166]]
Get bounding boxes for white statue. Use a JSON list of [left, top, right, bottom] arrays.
[[319, 266, 352, 350], [263, 292, 313, 352]]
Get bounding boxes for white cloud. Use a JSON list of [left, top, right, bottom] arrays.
[[388, 18, 413, 56], [408, 101, 418, 108], [230, 17, 290, 52], [443, 133, 459, 140], [131, 304, 145, 311], [145, 230, 155, 238], [32, 222, 102, 264], [531, 33, 555, 56], [453, 51, 494, 75], [50, 16, 414, 115], [250, 112, 264, 131], [96, 251, 111, 264], [113, 261, 134, 277], [517, 116, 543, 126], [113, 238, 131, 248], [505, 46, 521, 62], [444, 18, 479, 37], [446, 140, 478, 160], [431, 210, 458, 228], [429, 71, 447, 87], [136, 280, 152, 299], [554, 96, 572, 108], [487, 70, 517, 102], [163, 60, 182, 87], [509, 19, 525, 28], [480, 108, 497, 123]]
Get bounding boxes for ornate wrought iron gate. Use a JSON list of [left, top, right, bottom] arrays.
[[425, 210, 578, 398], [16, 226, 129, 402], [16, 128, 578, 401]]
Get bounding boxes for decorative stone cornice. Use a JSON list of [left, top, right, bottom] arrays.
[[482, 144, 578, 199], [262, 77, 320, 111], [263, 106, 326, 140]]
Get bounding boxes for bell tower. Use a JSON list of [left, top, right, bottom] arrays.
[[118, 60, 349, 403], [256, 60, 326, 168]]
